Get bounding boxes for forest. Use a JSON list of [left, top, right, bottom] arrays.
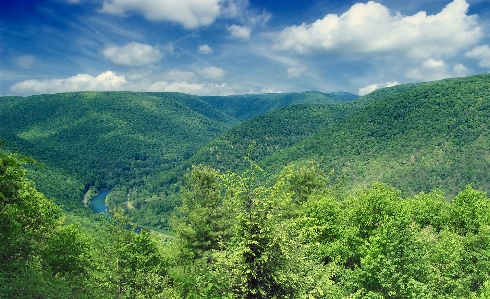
[[2, 147, 490, 298], [1, 73, 490, 298]]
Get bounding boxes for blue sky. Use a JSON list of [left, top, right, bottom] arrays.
[[1, 0, 490, 96]]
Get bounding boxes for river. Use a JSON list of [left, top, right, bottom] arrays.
[[89, 189, 111, 213], [87, 189, 145, 233]]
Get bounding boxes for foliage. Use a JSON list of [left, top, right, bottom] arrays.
[[0, 91, 236, 213], [201, 91, 358, 121], [262, 73, 490, 198], [2, 145, 490, 298]]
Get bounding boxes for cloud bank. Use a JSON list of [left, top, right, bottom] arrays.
[[9, 69, 247, 96], [273, 0, 482, 59], [10, 71, 127, 94], [406, 59, 470, 81]]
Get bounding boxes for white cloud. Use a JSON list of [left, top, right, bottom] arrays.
[[100, 0, 221, 29], [9, 69, 238, 96], [221, 0, 271, 26], [406, 59, 471, 81], [10, 71, 127, 94], [385, 81, 399, 88], [358, 81, 399, 96], [273, 0, 482, 59], [465, 44, 490, 67], [261, 87, 281, 93], [15, 55, 36, 69], [197, 66, 225, 80], [102, 42, 163, 67], [220, 0, 248, 19], [286, 67, 306, 78], [228, 24, 251, 40], [422, 58, 447, 71], [198, 44, 213, 55]]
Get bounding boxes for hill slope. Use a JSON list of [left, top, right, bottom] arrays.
[[0, 90, 357, 213], [0, 91, 235, 208], [152, 83, 436, 189], [201, 91, 358, 121], [261, 74, 490, 197]]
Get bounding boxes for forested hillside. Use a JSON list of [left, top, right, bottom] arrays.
[[2, 75, 490, 220], [261, 74, 490, 197], [126, 74, 490, 228], [201, 91, 358, 121], [176, 82, 429, 174], [0, 92, 238, 210], [158, 104, 354, 183], [0, 90, 353, 214]]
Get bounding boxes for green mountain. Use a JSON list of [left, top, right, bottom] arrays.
[[160, 104, 352, 179], [183, 84, 428, 173], [201, 91, 358, 121], [261, 74, 490, 197], [2, 74, 490, 225], [0, 91, 235, 209], [0, 90, 357, 214]]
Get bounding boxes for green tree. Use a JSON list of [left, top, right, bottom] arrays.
[[0, 150, 96, 297], [172, 164, 235, 260]]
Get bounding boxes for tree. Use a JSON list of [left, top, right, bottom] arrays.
[[0, 150, 82, 297], [172, 164, 235, 260]]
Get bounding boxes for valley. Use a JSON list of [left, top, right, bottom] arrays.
[[2, 73, 490, 298]]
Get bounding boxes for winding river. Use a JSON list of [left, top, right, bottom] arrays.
[[88, 189, 111, 213]]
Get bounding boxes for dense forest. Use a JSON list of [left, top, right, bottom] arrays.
[[0, 90, 356, 226], [2, 74, 490, 297], [2, 147, 490, 298]]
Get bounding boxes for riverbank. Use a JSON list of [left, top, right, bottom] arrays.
[[82, 189, 89, 207]]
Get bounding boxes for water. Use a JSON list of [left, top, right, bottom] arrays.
[[89, 189, 110, 213]]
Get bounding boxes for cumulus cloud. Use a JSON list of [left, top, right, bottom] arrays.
[[199, 44, 213, 55], [273, 0, 482, 59], [406, 58, 471, 81], [197, 66, 225, 80], [15, 55, 36, 69], [287, 67, 306, 78], [10, 71, 127, 94], [9, 69, 238, 96], [228, 24, 251, 40], [465, 44, 490, 68], [103, 42, 163, 67], [100, 0, 221, 29], [358, 81, 399, 96]]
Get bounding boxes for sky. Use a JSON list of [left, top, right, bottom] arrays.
[[1, 0, 490, 97]]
